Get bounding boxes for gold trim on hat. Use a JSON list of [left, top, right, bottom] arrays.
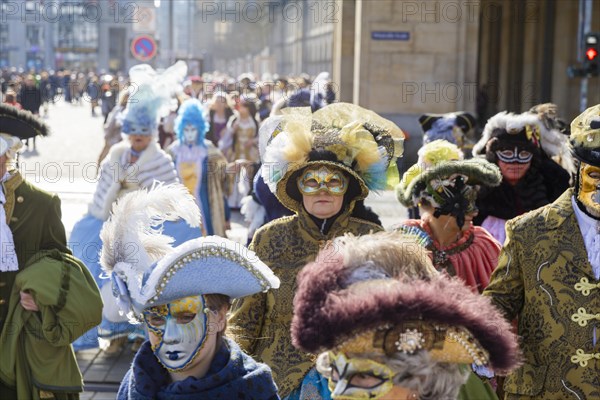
[[336, 322, 490, 367]]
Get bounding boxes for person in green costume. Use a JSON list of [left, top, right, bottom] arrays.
[[0, 104, 102, 399]]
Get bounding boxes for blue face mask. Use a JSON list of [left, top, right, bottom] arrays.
[[143, 295, 209, 371]]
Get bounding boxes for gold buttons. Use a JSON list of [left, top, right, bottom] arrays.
[[16, 196, 24, 203], [0, 299, 6, 305]]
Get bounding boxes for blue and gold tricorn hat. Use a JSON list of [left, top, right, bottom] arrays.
[[100, 183, 280, 319]]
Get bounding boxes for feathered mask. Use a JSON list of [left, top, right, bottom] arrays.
[[260, 103, 404, 212]]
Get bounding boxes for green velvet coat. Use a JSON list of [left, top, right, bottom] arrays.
[[483, 189, 600, 399], [0, 250, 102, 399], [1, 172, 89, 399], [1, 172, 70, 328]]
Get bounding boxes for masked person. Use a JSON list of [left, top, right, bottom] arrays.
[[396, 140, 502, 293], [472, 109, 574, 244], [482, 105, 600, 399], [291, 232, 521, 400], [168, 98, 229, 236], [69, 61, 201, 352], [420, 112, 476, 151], [229, 103, 404, 399], [95, 183, 280, 400], [0, 105, 102, 399]]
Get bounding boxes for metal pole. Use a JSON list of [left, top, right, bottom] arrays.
[[579, 0, 593, 112], [169, 0, 174, 65]]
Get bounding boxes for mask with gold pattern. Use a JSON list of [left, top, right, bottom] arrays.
[[143, 295, 210, 371], [577, 162, 600, 217], [327, 352, 394, 399], [297, 166, 349, 196]]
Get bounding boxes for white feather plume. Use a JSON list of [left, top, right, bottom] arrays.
[[100, 182, 201, 276]]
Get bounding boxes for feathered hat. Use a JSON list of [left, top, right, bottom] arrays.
[[473, 110, 575, 174], [100, 183, 280, 319], [396, 140, 501, 208], [570, 104, 600, 167], [0, 104, 49, 156], [174, 98, 208, 146], [291, 232, 521, 374], [121, 61, 188, 136], [260, 103, 404, 212], [419, 112, 476, 145]]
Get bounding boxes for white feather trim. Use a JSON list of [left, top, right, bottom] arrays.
[[261, 131, 291, 193], [138, 236, 280, 307], [100, 183, 200, 277]]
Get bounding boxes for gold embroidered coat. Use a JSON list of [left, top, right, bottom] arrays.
[[483, 189, 600, 399], [229, 207, 382, 397]]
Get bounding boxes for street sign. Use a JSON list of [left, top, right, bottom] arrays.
[[371, 31, 410, 41], [130, 35, 157, 62]]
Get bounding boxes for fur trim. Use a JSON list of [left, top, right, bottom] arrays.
[[475, 111, 575, 174], [291, 234, 520, 372], [396, 158, 502, 207], [89, 141, 179, 220]]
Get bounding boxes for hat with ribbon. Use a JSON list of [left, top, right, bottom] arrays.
[[260, 103, 405, 212]]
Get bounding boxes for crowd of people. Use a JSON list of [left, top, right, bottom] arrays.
[[0, 58, 598, 400]]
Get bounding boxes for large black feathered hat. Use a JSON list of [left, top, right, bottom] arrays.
[[0, 103, 50, 139]]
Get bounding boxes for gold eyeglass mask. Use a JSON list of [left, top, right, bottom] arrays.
[[297, 166, 349, 196]]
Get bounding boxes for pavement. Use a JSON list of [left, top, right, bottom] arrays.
[[22, 101, 408, 398]]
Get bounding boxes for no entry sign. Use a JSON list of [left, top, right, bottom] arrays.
[[131, 35, 157, 62]]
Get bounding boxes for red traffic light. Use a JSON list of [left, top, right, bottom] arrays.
[[586, 48, 598, 61]]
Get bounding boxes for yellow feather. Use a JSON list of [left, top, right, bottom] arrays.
[[283, 120, 313, 164]]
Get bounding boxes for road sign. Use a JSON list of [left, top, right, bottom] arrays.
[[371, 31, 410, 41], [131, 35, 157, 62]]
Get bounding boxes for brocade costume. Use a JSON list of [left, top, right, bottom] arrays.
[[230, 205, 382, 397], [483, 190, 600, 399]]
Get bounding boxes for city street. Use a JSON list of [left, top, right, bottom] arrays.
[[23, 100, 407, 398]]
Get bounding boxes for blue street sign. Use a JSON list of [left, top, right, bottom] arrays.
[[371, 31, 411, 41]]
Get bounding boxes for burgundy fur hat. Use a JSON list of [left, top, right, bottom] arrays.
[[291, 234, 521, 373]]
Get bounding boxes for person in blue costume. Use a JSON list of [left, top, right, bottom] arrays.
[[69, 61, 202, 352], [95, 183, 280, 400], [167, 98, 229, 237]]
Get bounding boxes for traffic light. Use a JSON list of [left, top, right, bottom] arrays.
[[584, 33, 600, 76]]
